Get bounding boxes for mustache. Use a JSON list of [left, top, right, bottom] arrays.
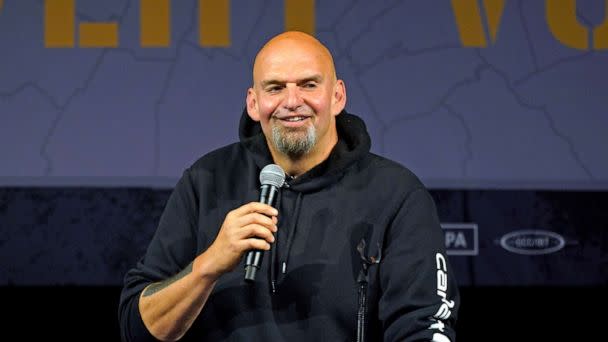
[[271, 107, 314, 119]]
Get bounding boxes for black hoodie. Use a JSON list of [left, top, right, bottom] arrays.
[[119, 110, 459, 342]]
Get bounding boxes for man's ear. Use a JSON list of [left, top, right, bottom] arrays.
[[246, 88, 260, 121], [331, 80, 347, 116]]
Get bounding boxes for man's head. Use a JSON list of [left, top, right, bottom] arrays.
[[246, 31, 346, 161]]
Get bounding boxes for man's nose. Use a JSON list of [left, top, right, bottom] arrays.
[[283, 84, 303, 110]]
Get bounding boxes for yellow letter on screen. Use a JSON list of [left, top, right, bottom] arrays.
[[546, 0, 589, 50], [451, 0, 488, 47], [141, 0, 171, 47], [200, 0, 230, 47], [483, 0, 506, 43], [45, 0, 75, 47], [285, 0, 315, 35], [450, 0, 506, 47], [593, 0, 608, 49], [79, 22, 119, 48]]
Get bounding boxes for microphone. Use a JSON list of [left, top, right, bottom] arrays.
[[244, 164, 285, 282]]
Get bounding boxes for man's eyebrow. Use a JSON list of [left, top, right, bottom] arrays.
[[260, 75, 323, 87], [260, 79, 283, 87], [298, 75, 323, 84]]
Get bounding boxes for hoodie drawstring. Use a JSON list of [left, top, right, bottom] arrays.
[[269, 188, 303, 293], [269, 188, 283, 293], [281, 192, 302, 275]]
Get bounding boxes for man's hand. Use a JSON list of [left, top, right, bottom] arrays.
[[138, 202, 277, 341], [200, 202, 278, 278]]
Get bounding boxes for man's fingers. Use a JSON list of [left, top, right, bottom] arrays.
[[232, 202, 278, 217], [237, 213, 277, 232], [243, 239, 271, 251], [236, 224, 276, 243]]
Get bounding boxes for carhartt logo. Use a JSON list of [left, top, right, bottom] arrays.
[[429, 253, 454, 342], [499, 230, 566, 255]]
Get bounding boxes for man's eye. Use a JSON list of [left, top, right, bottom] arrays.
[[303, 82, 317, 88], [267, 86, 283, 92]]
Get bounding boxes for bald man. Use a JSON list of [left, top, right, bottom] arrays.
[[119, 32, 459, 342], [246, 31, 345, 177]]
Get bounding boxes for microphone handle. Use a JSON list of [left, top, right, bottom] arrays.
[[244, 184, 279, 282]]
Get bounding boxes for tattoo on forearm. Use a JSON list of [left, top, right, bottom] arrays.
[[142, 262, 194, 297]]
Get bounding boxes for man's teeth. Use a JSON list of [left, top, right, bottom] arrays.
[[284, 117, 306, 122]]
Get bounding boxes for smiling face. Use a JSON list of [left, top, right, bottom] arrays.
[[246, 32, 346, 163]]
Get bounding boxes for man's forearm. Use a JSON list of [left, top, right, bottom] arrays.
[[138, 255, 219, 341]]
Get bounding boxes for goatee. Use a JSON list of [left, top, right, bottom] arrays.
[[271, 124, 316, 158]]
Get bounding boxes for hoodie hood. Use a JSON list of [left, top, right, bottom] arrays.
[[238, 108, 371, 192]]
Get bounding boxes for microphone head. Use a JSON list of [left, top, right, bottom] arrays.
[[260, 164, 286, 188]]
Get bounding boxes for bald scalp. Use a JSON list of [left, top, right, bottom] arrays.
[[252, 31, 337, 87]]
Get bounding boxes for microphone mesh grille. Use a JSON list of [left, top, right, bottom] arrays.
[[259, 164, 286, 188]]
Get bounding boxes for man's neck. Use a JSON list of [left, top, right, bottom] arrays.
[[268, 140, 337, 178], [272, 152, 320, 178]]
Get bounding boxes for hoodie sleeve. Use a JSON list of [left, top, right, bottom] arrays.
[[118, 169, 199, 342], [379, 187, 459, 342]]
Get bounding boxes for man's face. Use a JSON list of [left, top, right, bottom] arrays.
[[247, 38, 345, 159]]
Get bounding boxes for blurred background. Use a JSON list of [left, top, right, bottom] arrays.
[[1, 0, 606, 340]]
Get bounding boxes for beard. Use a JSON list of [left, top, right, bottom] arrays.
[[271, 123, 317, 158]]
